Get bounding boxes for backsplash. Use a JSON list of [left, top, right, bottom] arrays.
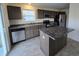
[[9, 18, 54, 25]]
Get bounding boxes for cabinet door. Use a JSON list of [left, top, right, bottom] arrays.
[[7, 6, 22, 19], [49, 37, 57, 56], [26, 30, 31, 39], [33, 25, 39, 37], [25, 27, 30, 39], [58, 34, 67, 49], [49, 35, 67, 56], [51, 11, 57, 18], [30, 26, 34, 38], [25, 25, 39, 39], [25, 26, 33, 39], [33, 29, 39, 37], [37, 9, 44, 19], [44, 10, 51, 18]]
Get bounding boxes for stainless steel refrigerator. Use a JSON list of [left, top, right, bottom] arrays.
[[59, 13, 66, 27]]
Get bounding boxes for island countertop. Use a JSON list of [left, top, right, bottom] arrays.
[[40, 26, 68, 38], [40, 26, 68, 56]]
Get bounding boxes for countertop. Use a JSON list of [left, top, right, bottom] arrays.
[[9, 22, 43, 30], [40, 26, 71, 38], [9, 21, 54, 30]]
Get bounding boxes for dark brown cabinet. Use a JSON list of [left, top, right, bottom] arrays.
[[44, 10, 51, 18], [33, 25, 39, 37], [37, 9, 58, 19], [25, 26, 33, 39], [7, 6, 22, 20], [37, 9, 44, 19], [49, 36, 67, 56], [25, 24, 43, 39], [51, 11, 57, 18], [40, 30, 67, 56]]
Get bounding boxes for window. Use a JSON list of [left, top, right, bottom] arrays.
[[22, 10, 35, 21]]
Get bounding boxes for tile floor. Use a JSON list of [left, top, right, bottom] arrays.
[[68, 31, 79, 42], [8, 36, 79, 56], [8, 37, 44, 56]]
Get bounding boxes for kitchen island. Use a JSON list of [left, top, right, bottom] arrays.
[[40, 26, 68, 56]]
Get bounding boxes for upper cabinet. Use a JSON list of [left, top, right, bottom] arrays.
[[37, 9, 58, 19], [37, 9, 44, 19], [7, 6, 22, 20]]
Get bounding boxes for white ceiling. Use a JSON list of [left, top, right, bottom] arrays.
[[31, 3, 69, 10], [8, 3, 69, 10]]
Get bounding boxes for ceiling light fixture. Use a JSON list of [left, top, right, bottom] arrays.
[[28, 3, 31, 5], [26, 3, 33, 10]]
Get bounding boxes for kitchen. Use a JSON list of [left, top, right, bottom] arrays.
[[5, 3, 69, 56]]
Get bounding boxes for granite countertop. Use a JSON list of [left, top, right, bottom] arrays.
[[9, 23, 43, 30], [40, 26, 69, 38]]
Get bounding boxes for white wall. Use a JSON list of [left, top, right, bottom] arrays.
[[68, 3, 79, 31]]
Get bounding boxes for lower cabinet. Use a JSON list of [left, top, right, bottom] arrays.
[[25, 24, 43, 39], [25, 26, 33, 39], [25, 27, 30, 39], [25, 30, 31, 39], [33, 25, 39, 37], [40, 30, 67, 56], [33, 30, 39, 37], [49, 36, 67, 56], [9, 24, 43, 44]]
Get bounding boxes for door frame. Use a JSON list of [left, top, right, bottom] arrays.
[[0, 4, 11, 56], [0, 4, 8, 56]]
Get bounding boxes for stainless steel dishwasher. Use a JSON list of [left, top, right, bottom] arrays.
[[10, 28, 26, 44]]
